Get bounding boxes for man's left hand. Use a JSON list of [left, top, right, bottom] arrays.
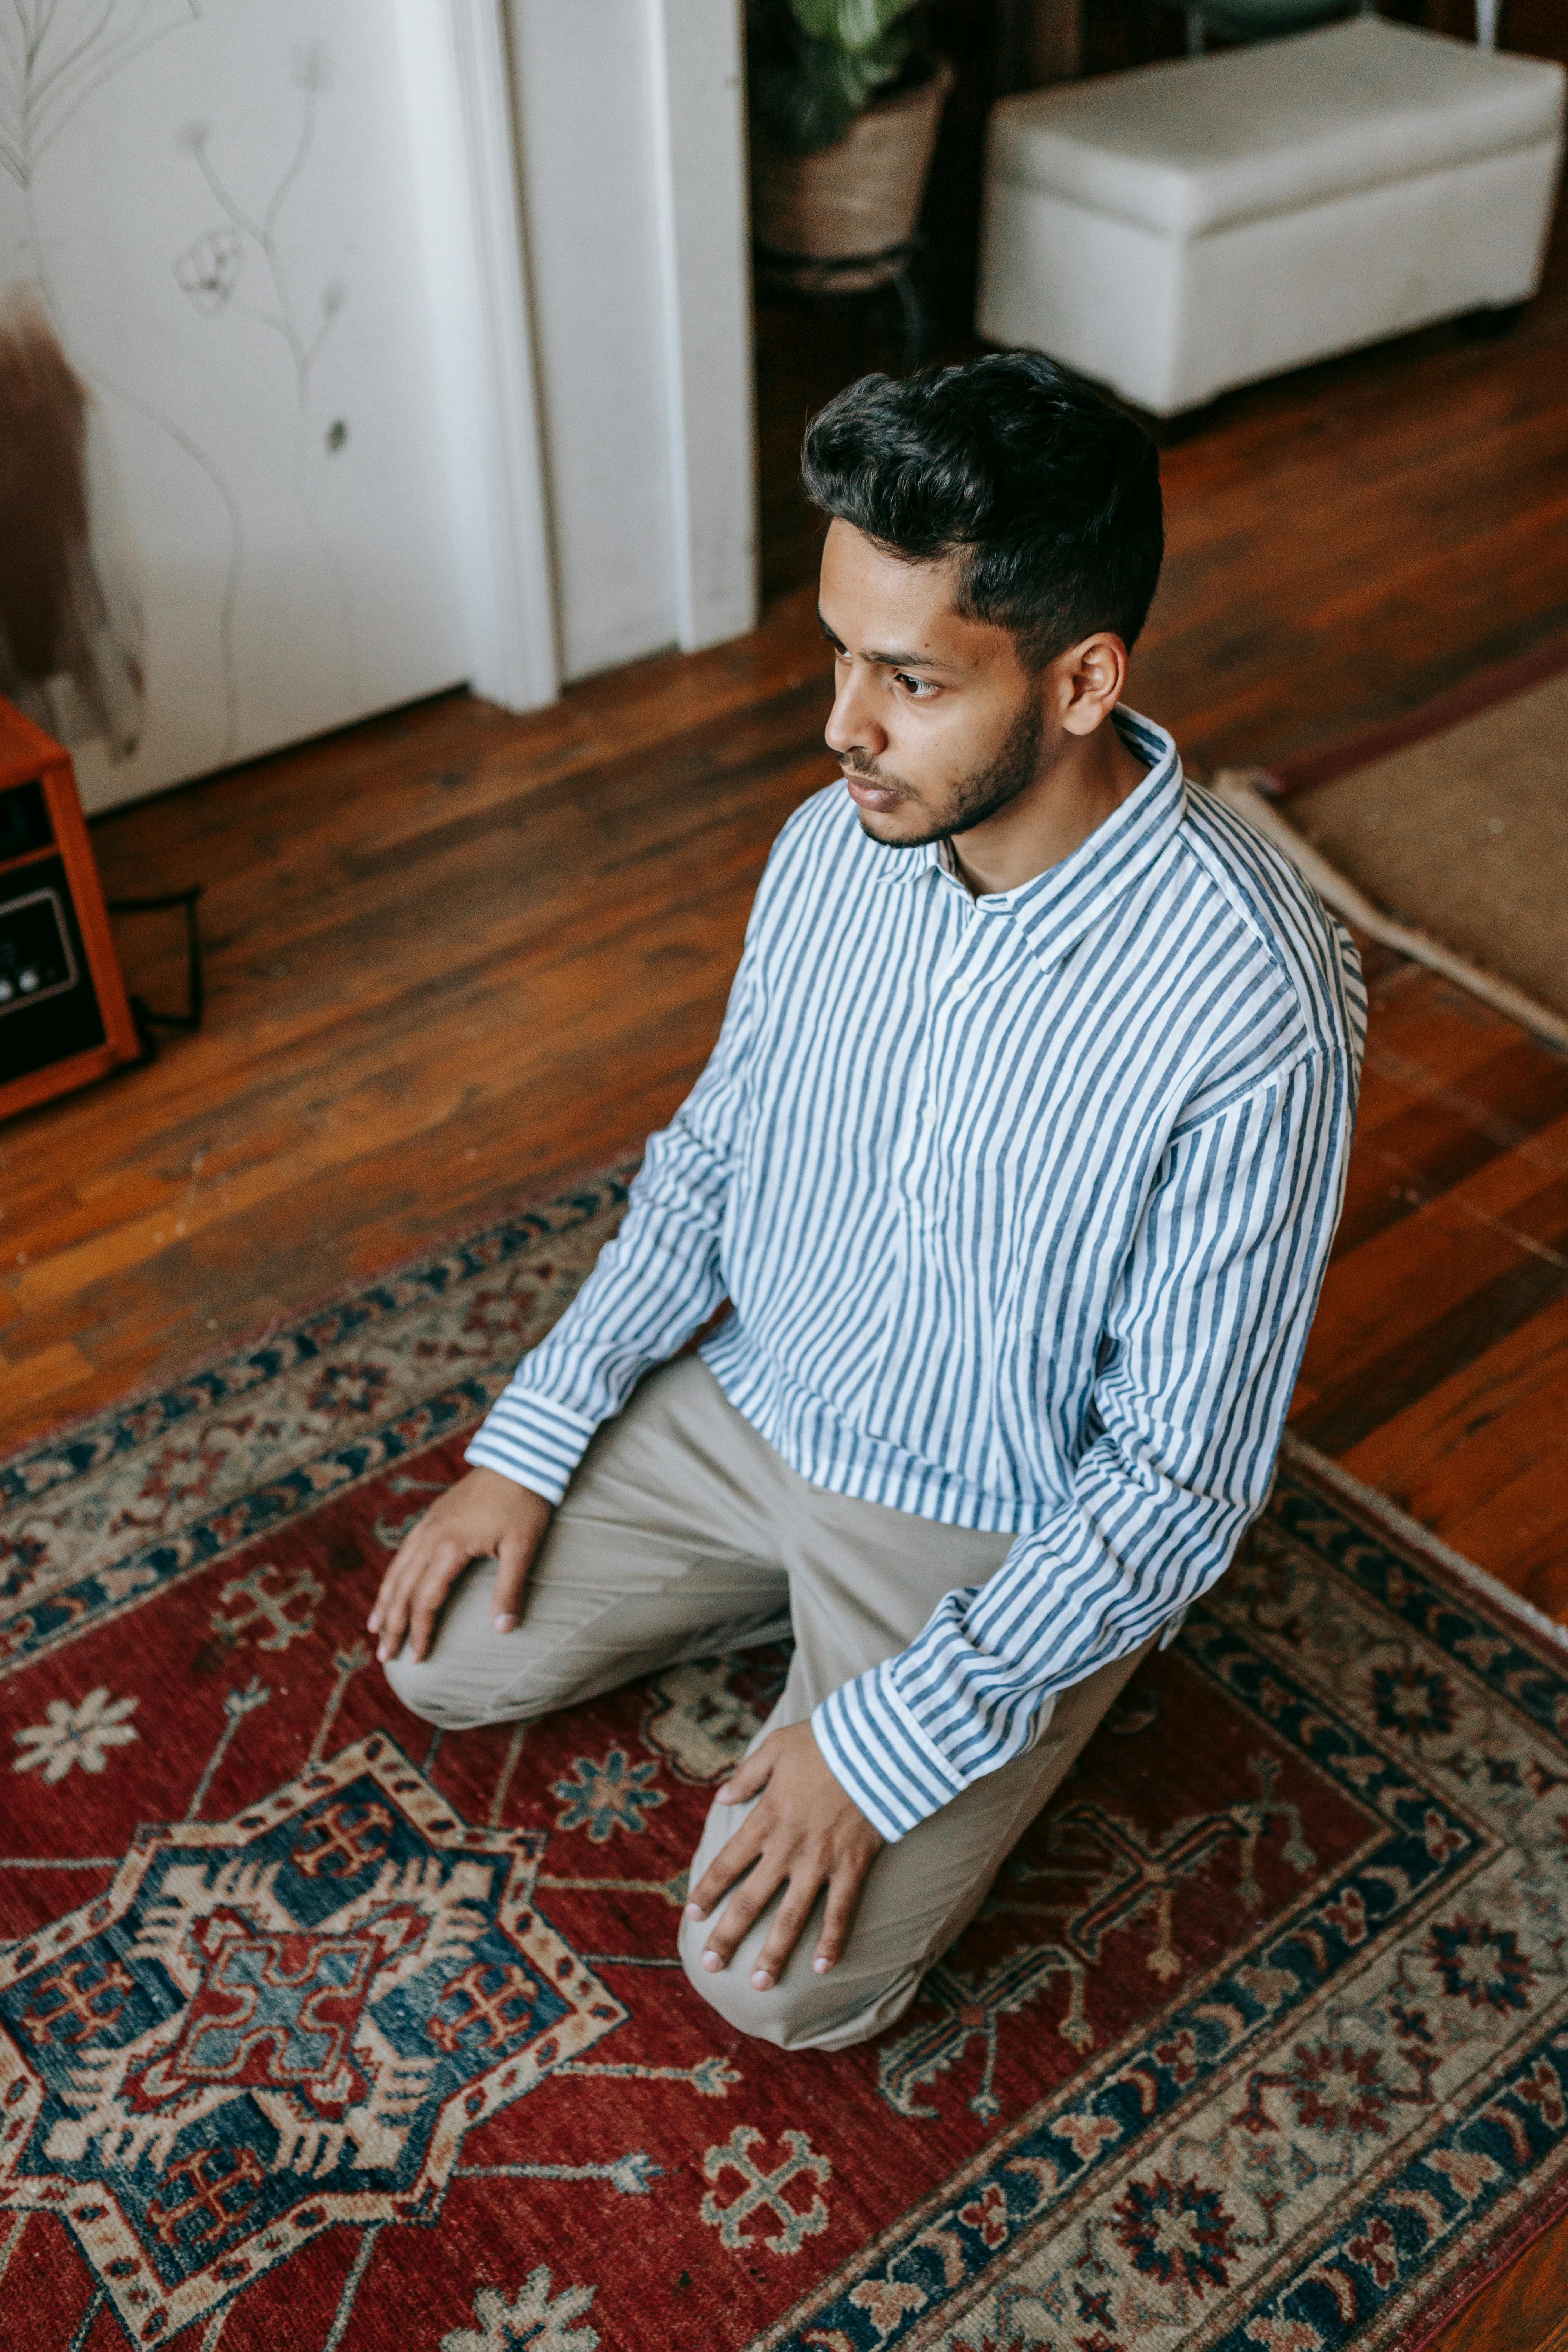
[[685, 1720, 884, 1991]]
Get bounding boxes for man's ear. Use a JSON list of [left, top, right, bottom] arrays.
[[1058, 632, 1130, 736]]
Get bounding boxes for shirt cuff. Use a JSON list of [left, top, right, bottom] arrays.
[[463, 1387, 599, 1506], [811, 1665, 966, 1844]]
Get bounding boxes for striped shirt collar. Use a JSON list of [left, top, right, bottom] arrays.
[[864, 707, 1185, 974]]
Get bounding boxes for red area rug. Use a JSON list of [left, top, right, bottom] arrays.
[[3, 1169, 1566, 2352]]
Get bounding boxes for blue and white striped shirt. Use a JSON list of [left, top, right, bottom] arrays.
[[467, 711, 1365, 1842]]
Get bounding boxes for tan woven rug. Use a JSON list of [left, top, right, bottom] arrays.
[[1241, 644, 1568, 1021], [1286, 667, 1568, 1019], [1207, 640, 1568, 1046]]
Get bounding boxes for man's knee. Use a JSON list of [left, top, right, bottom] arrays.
[[676, 1911, 904, 2052], [379, 1645, 566, 1735], [379, 1646, 485, 1731], [678, 1922, 811, 2049]]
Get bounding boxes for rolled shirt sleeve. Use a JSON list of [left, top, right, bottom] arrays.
[[812, 1043, 1354, 1841]]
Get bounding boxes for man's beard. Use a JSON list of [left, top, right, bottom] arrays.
[[847, 691, 1046, 849]]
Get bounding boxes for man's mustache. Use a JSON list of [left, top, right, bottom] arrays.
[[838, 756, 907, 793]]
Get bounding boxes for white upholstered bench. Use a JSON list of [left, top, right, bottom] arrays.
[[977, 16, 1565, 415]]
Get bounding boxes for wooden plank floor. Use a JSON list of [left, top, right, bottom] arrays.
[[1296, 948, 1568, 1620], [8, 203, 1568, 1512], [3, 157, 1568, 2352], [13, 661, 1564, 1612]]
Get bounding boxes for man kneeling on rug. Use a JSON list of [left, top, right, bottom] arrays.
[[369, 354, 1366, 2053]]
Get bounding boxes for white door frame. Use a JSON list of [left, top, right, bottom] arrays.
[[649, 0, 759, 652], [394, 0, 561, 711], [401, 0, 757, 703]]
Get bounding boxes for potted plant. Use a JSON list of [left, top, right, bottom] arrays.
[[748, 0, 953, 291]]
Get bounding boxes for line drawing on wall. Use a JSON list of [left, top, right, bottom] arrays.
[[172, 40, 359, 699], [0, 0, 200, 180], [176, 45, 345, 407], [0, 0, 244, 761]]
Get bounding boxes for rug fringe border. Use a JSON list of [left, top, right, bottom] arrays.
[[1279, 1431, 1568, 1661], [1396, 2168, 1568, 2352]]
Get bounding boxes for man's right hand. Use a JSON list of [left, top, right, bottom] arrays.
[[368, 1467, 553, 1666]]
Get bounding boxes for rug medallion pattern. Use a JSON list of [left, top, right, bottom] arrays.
[[1, 1172, 1563, 2350]]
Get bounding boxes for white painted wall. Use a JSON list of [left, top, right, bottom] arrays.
[[506, 0, 757, 682], [1, 0, 474, 814]]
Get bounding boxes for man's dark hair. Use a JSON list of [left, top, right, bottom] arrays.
[[800, 352, 1163, 671]]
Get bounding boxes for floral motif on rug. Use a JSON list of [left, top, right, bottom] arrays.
[[1, 1169, 1564, 2351]]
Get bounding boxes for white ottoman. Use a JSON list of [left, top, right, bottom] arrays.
[[977, 17, 1565, 415]]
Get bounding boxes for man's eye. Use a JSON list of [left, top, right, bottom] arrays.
[[896, 673, 939, 700]]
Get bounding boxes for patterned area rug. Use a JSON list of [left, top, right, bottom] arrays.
[[3, 1170, 1566, 2352]]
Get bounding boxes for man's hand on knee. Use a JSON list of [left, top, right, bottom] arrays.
[[685, 1721, 884, 1994], [368, 1468, 552, 1666]]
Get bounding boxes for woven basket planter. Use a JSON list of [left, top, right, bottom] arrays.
[[751, 62, 953, 294]]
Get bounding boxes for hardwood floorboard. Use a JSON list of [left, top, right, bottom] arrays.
[[1302, 1247, 1568, 1461], [1425, 2217, 1568, 2352]]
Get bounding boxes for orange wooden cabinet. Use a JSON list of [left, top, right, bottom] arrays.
[[0, 700, 140, 1121]]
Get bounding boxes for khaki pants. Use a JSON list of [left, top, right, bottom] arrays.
[[385, 1356, 1154, 2050]]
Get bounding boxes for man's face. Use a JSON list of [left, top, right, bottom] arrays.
[[818, 517, 1049, 849]]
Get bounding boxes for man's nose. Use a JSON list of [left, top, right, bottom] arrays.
[[825, 666, 884, 760]]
